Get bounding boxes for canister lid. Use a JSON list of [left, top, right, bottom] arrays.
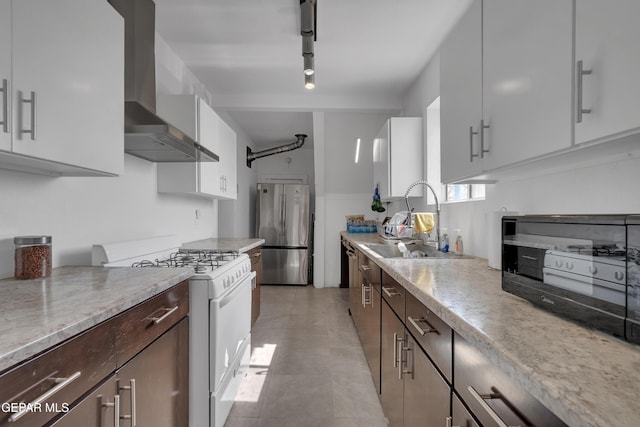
[[14, 236, 52, 245]]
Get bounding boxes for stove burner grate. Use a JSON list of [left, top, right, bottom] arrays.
[[131, 250, 240, 271]]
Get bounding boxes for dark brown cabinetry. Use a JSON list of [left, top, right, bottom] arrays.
[[0, 281, 189, 427], [380, 271, 452, 427], [0, 318, 116, 427], [454, 332, 566, 427], [247, 245, 263, 327], [354, 252, 381, 393]]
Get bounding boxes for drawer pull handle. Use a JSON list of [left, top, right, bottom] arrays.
[[149, 306, 179, 324], [360, 265, 372, 271], [119, 379, 137, 426], [253, 252, 262, 258], [8, 371, 81, 423], [382, 286, 401, 298], [467, 386, 525, 427], [407, 316, 439, 336], [101, 394, 120, 427]]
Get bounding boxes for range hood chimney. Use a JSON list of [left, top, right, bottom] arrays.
[[108, 0, 218, 162], [246, 134, 307, 167]]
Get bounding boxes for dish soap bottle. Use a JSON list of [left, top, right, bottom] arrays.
[[441, 233, 449, 253]]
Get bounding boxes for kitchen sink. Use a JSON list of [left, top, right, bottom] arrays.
[[363, 242, 472, 259]]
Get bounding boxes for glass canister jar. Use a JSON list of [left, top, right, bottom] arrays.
[[14, 236, 52, 279]]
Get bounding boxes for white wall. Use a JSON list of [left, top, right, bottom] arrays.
[[400, 49, 640, 262], [318, 111, 395, 287], [0, 155, 217, 279]]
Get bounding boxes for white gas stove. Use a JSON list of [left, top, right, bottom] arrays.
[[92, 235, 254, 427]]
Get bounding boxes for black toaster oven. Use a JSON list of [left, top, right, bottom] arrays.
[[502, 214, 640, 344]]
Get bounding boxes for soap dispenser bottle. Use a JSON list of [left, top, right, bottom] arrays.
[[455, 234, 464, 255]]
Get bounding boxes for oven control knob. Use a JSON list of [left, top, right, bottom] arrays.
[[615, 271, 625, 282], [589, 265, 598, 274], [566, 261, 574, 271], [555, 260, 563, 268]]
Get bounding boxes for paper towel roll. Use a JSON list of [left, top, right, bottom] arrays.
[[486, 210, 519, 269]]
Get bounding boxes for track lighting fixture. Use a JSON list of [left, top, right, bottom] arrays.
[[300, 1, 316, 88]]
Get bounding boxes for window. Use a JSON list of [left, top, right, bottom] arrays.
[[445, 183, 485, 202]]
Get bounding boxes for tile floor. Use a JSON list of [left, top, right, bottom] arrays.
[[224, 285, 388, 427]]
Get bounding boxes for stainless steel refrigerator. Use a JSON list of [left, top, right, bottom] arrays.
[[256, 183, 310, 285]]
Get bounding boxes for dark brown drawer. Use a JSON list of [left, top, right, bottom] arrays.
[[405, 291, 452, 382], [381, 271, 404, 320], [358, 252, 380, 290], [0, 320, 116, 427], [115, 280, 189, 367], [454, 332, 567, 427]]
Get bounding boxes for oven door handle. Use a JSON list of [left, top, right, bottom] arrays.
[[220, 271, 256, 308]]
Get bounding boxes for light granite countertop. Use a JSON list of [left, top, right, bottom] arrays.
[[341, 232, 640, 427], [0, 266, 193, 373], [181, 237, 265, 253]]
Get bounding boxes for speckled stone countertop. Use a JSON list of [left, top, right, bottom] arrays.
[[181, 237, 265, 253], [0, 266, 193, 373], [341, 232, 640, 427]]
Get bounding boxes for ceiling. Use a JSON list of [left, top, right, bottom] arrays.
[[154, 0, 472, 148]]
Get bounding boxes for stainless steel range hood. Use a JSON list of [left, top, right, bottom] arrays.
[[109, 0, 218, 162]]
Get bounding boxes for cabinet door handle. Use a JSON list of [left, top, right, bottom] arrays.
[[382, 286, 401, 298], [8, 371, 82, 422], [468, 385, 523, 427], [393, 332, 401, 368], [148, 306, 179, 324], [469, 126, 479, 162], [480, 119, 490, 158], [119, 379, 137, 426], [1, 79, 8, 133], [398, 338, 412, 380], [521, 255, 538, 261], [101, 394, 121, 427], [253, 252, 262, 258], [407, 315, 439, 336], [576, 60, 592, 123], [362, 284, 372, 307], [360, 265, 372, 271], [19, 90, 37, 140]]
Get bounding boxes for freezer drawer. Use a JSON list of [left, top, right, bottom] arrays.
[[262, 248, 309, 285]]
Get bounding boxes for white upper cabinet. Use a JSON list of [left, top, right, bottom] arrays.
[[0, 1, 11, 153], [441, 0, 578, 183], [217, 118, 237, 199], [373, 117, 422, 200], [574, 0, 640, 144], [157, 94, 236, 199], [440, 0, 483, 184], [481, 0, 573, 170], [0, 0, 124, 176]]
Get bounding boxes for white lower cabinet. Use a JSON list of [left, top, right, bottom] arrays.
[[574, 0, 640, 144], [0, 0, 124, 176]]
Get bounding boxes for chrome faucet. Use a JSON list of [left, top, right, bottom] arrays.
[[404, 180, 441, 250]]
